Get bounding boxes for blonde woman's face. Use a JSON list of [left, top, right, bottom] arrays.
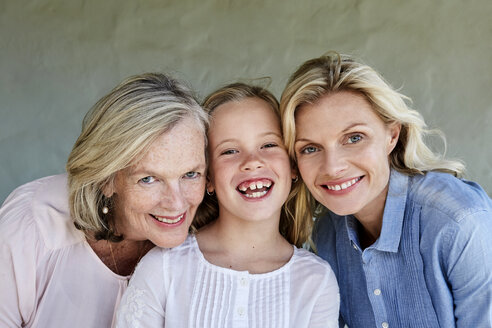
[[294, 91, 400, 223], [107, 116, 206, 248]]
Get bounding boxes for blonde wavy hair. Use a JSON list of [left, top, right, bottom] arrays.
[[280, 52, 465, 217], [194, 82, 313, 247], [67, 73, 208, 241]]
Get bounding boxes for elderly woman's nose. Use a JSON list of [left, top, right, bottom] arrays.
[[159, 183, 186, 209]]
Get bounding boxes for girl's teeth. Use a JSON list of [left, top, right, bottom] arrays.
[[238, 180, 273, 192], [244, 190, 268, 198]]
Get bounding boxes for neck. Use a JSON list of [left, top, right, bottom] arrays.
[[196, 213, 293, 273], [353, 184, 389, 249], [88, 237, 153, 276]]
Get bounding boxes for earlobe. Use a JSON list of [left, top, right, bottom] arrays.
[[102, 180, 115, 198], [291, 168, 298, 181], [206, 178, 215, 194]]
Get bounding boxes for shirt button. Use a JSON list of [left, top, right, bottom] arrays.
[[237, 307, 245, 316], [374, 288, 381, 296], [382, 322, 389, 328], [240, 277, 248, 287]]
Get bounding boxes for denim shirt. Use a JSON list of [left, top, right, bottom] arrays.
[[313, 169, 492, 328]]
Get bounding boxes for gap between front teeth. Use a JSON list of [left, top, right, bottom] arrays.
[[238, 180, 272, 192], [154, 214, 183, 223], [327, 177, 361, 191]]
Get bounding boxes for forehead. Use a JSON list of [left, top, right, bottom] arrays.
[[296, 91, 384, 131], [130, 117, 206, 175], [210, 98, 280, 135]]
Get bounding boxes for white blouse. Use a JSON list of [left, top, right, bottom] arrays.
[[0, 175, 130, 327], [115, 235, 339, 328]]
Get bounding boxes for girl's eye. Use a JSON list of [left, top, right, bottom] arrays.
[[221, 149, 238, 155], [262, 143, 278, 149], [140, 176, 156, 184], [347, 134, 362, 144], [184, 171, 200, 179], [300, 146, 318, 154]]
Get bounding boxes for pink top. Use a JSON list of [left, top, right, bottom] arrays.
[[0, 174, 129, 327]]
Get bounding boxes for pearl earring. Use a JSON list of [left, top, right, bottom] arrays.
[[102, 206, 109, 214]]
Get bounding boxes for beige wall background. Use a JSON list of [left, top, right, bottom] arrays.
[[1, 0, 491, 203]]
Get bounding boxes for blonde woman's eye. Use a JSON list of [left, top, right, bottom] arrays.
[[140, 176, 156, 184], [184, 171, 200, 179], [347, 135, 362, 144], [300, 146, 318, 154]]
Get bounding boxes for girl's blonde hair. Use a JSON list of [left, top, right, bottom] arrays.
[[280, 52, 465, 217], [194, 82, 313, 247], [67, 73, 208, 241]]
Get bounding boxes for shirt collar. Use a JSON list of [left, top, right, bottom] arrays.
[[344, 169, 409, 253]]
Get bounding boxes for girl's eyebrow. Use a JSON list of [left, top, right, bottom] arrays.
[[213, 132, 282, 151]]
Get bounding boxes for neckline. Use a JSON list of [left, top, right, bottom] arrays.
[[190, 234, 297, 278], [83, 238, 131, 280]]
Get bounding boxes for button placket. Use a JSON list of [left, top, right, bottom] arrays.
[[234, 273, 250, 322]]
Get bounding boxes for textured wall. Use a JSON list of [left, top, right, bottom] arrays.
[[1, 0, 491, 203]]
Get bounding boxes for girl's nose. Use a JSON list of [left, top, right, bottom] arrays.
[[240, 152, 265, 171]]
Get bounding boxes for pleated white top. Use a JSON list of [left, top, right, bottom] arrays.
[[115, 235, 339, 328]]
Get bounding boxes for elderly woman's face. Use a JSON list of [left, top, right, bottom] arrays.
[[106, 116, 206, 248], [294, 91, 400, 221]]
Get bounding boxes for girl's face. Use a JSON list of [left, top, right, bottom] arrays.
[[294, 91, 400, 222], [207, 97, 294, 224], [105, 117, 206, 248]]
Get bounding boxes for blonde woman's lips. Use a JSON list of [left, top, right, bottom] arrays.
[[322, 176, 363, 192]]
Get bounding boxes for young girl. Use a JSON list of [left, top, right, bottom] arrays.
[[115, 83, 339, 327]]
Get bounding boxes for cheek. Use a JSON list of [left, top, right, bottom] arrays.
[[183, 180, 206, 206], [297, 158, 316, 180], [121, 187, 160, 212]]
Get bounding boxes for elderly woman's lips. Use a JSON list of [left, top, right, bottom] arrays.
[[150, 213, 184, 224]]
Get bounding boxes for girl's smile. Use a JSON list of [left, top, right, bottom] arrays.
[[237, 178, 274, 199]]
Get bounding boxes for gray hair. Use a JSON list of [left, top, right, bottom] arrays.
[[67, 73, 208, 241]]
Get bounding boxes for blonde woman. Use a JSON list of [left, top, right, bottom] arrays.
[[115, 83, 339, 327], [0, 73, 208, 327], [280, 53, 492, 327]]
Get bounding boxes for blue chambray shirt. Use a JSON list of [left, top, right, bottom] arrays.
[[313, 169, 492, 328]]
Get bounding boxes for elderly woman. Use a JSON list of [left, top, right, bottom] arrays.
[[0, 73, 208, 327], [280, 53, 492, 327]]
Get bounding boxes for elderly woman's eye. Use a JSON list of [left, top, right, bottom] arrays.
[[184, 171, 200, 179], [140, 176, 156, 184]]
